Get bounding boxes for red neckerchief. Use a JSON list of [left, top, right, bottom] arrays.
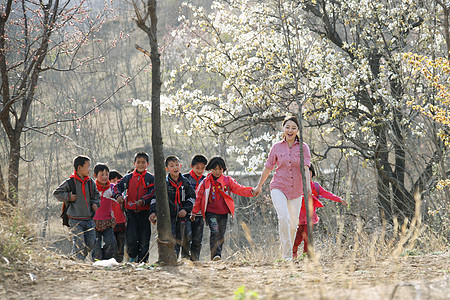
[[132, 169, 147, 188], [69, 172, 89, 201], [169, 175, 182, 209], [95, 180, 111, 193], [189, 169, 202, 189]]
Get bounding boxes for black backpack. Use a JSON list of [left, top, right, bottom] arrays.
[[60, 178, 94, 227]]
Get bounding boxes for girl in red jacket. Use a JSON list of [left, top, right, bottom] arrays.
[[190, 156, 256, 261], [293, 165, 348, 258]]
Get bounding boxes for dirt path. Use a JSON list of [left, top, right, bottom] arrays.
[[1, 251, 449, 299]]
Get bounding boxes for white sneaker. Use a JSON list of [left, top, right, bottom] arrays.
[[212, 255, 221, 261]]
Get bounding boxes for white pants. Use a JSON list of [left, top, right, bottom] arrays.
[[271, 189, 302, 259]]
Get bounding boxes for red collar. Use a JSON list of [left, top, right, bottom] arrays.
[[189, 169, 203, 188], [69, 172, 89, 200], [96, 180, 111, 192]]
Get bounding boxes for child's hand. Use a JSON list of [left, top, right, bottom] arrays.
[[92, 204, 98, 212], [149, 213, 157, 224], [136, 199, 144, 206], [341, 199, 348, 206], [117, 195, 124, 204], [190, 214, 196, 222], [178, 209, 187, 218], [69, 193, 77, 202]]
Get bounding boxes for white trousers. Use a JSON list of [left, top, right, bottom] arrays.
[[270, 189, 302, 259]]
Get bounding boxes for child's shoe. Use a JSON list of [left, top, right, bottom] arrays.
[[212, 255, 221, 261]]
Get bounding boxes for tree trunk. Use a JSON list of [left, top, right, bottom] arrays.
[[7, 133, 20, 205], [135, 0, 177, 264], [374, 124, 393, 222], [0, 164, 6, 203]]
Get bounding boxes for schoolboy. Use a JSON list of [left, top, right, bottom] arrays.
[[109, 170, 126, 263], [149, 155, 196, 258], [92, 163, 116, 260], [114, 152, 155, 263], [53, 155, 100, 260], [183, 154, 207, 261]]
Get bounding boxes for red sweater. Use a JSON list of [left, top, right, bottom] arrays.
[[191, 173, 254, 217], [299, 181, 341, 224], [93, 182, 114, 221]]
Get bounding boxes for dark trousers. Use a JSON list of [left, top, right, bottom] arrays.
[[205, 212, 228, 260], [171, 217, 191, 258], [92, 227, 116, 260], [126, 210, 151, 263], [190, 216, 204, 261], [113, 227, 126, 263]]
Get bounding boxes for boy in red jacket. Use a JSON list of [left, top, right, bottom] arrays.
[[109, 170, 126, 263], [92, 163, 117, 261], [190, 156, 256, 261], [293, 165, 348, 258], [183, 154, 207, 261], [114, 152, 155, 263]]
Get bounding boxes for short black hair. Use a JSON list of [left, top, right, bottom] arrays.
[[165, 155, 180, 167], [94, 163, 109, 175], [191, 154, 207, 167], [205, 156, 227, 172], [134, 151, 149, 163], [73, 155, 90, 171], [109, 170, 123, 181], [310, 165, 316, 178]]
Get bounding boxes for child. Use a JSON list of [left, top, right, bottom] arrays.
[[114, 152, 155, 263], [92, 163, 117, 261], [183, 154, 207, 261], [293, 165, 348, 258], [190, 156, 256, 261], [149, 155, 196, 258], [53, 155, 100, 260], [109, 170, 126, 263]]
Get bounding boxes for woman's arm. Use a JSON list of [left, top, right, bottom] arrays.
[[304, 165, 312, 197], [253, 167, 272, 196]]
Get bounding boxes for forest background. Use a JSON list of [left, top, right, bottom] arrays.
[[0, 0, 449, 298]]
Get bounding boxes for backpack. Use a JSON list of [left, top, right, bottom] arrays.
[[60, 178, 94, 227]]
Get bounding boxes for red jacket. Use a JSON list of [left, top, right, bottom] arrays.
[[191, 173, 254, 217], [299, 181, 341, 224]]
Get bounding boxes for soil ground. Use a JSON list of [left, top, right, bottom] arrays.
[[1, 249, 449, 299]]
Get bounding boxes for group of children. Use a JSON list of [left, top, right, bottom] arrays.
[[53, 152, 257, 262], [54, 151, 346, 263]]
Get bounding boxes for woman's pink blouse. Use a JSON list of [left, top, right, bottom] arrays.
[[264, 140, 311, 199]]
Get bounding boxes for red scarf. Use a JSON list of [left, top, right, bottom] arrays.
[[189, 169, 202, 189], [69, 172, 90, 208], [169, 176, 182, 209], [132, 169, 147, 188], [95, 180, 111, 193]]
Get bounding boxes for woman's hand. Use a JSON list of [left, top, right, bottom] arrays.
[[253, 187, 262, 197]]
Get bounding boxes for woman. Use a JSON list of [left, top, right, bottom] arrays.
[[254, 115, 312, 260]]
